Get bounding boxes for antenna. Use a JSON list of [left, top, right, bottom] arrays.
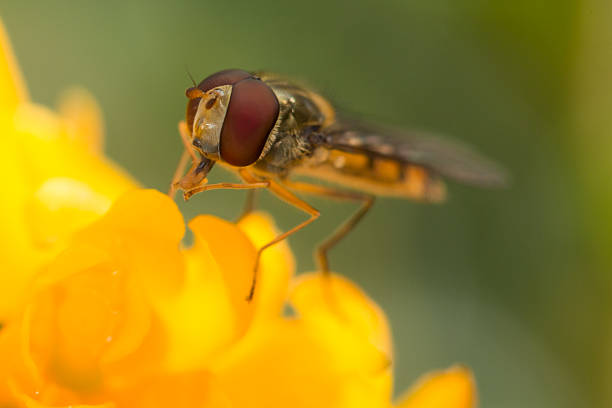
[[186, 67, 197, 87]]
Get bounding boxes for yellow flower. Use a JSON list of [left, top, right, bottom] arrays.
[[0, 18, 477, 408], [0, 21, 136, 321]]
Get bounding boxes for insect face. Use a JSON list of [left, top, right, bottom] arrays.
[[190, 85, 232, 160]]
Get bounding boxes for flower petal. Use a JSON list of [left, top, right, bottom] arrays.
[[0, 18, 28, 112], [214, 320, 391, 408], [112, 371, 230, 408], [395, 366, 477, 408], [76, 189, 185, 297], [2, 190, 186, 403], [156, 215, 257, 371], [14, 103, 137, 201], [18, 392, 114, 408], [212, 273, 393, 408], [58, 89, 105, 154], [0, 97, 33, 320], [290, 272, 393, 363], [25, 177, 112, 249]]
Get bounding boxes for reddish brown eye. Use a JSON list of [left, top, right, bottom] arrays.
[[197, 69, 252, 92], [220, 78, 279, 166], [186, 69, 252, 131]]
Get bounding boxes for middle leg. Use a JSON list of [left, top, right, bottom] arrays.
[[280, 180, 375, 275], [240, 170, 321, 301]]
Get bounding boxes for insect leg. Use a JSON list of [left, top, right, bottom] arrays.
[[240, 170, 320, 301], [169, 149, 192, 197], [281, 180, 374, 275], [183, 181, 270, 200], [169, 121, 200, 197]]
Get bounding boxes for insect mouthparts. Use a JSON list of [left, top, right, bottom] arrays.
[[195, 157, 215, 175]]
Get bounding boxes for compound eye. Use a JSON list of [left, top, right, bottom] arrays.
[[196, 69, 252, 92], [186, 69, 252, 131], [220, 78, 279, 166]]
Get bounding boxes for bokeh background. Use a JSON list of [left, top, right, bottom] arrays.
[[2, 1, 610, 406]]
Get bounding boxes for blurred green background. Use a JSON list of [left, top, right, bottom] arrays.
[[2, 1, 610, 406]]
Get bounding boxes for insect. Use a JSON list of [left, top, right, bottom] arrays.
[[170, 69, 507, 300]]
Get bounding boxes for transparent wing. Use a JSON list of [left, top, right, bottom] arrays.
[[318, 120, 509, 188]]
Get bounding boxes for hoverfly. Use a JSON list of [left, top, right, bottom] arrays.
[[170, 69, 507, 300]]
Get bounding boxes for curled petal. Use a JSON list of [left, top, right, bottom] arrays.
[[157, 215, 257, 371], [395, 365, 477, 408]]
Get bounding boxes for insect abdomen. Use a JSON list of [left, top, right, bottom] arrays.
[[296, 148, 446, 201]]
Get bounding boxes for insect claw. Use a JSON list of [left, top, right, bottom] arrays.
[[245, 282, 256, 302]]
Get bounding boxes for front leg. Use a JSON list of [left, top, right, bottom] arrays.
[[169, 121, 201, 198], [183, 179, 269, 200]]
